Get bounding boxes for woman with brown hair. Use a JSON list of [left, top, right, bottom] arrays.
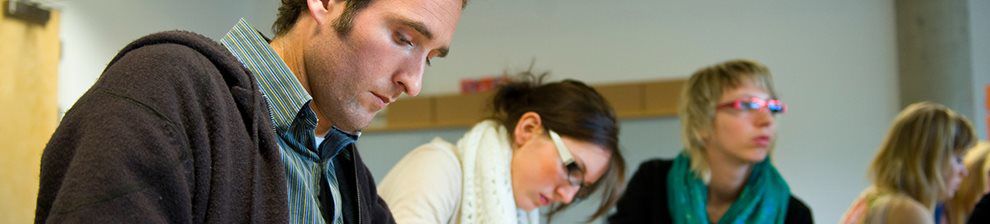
[[378, 71, 625, 223], [841, 102, 977, 224]]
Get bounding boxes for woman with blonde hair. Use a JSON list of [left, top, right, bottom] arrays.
[[841, 102, 977, 224], [609, 59, 812, 223], [945, 141, 990, 224]]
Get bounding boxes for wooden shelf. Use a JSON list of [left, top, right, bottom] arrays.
[[365, 78, 686, 132]]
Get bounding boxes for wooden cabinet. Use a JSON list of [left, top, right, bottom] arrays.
[[368, 79, 685, 132]]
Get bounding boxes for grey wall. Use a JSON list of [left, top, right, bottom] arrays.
[[894, 0, 989, 140], [895, 0, 975, 132], [971, 0, 990, 139]]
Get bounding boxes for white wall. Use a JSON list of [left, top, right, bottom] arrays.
[[407, 1, 898, 223], [58, 0, 904, 223], [58, 0, 272, 112]]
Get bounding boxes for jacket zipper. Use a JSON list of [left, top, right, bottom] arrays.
[[353, 147, 363, 224]]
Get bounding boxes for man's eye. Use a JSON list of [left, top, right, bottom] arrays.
[[394, 32, 413, 46]]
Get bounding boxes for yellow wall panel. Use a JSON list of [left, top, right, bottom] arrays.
[[0, 6, 60, 224], [386, 97, 436, 130], [644, 79, 684, 116], [368, 79, 685, 132], [594, 83, 645, 117]]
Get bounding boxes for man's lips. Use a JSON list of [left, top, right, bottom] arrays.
[[539, 194, 550, 206], [371, 92, 393, 106]]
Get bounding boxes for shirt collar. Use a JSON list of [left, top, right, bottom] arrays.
[[320, 127, 359, 160], [220, 18, 359, 160], [219, 18, 311, 132]]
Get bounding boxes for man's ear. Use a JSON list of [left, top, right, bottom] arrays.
[[305, 0, 340, 25], [512, 112, 544, 149]]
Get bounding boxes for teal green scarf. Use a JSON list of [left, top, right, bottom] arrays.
[[667, 152, 791, 224]]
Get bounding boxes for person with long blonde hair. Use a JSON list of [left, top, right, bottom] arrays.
[[841, 102, 977, 224], [945, 141, 990, 224]]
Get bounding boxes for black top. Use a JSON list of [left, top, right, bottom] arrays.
[[34, 31, 394, 223], [968, 193, 990, 224], [608, 159, 814, 223]]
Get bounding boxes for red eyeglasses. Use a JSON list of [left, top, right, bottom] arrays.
[[716, 97, 787, 114]]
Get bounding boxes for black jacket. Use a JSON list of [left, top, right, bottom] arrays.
[[968, 193, 990, 224], [35, 31, 394, 223], [336, 144, 396, 224], [608, 159, 814, 223]]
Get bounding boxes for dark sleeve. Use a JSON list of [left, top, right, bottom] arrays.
[[35, 44, 199, 223], [364, 163, 396, 224], [371, 189, 396, 224], [967, 193, 990, 224], [608, 159, 669, 224], [785, 196, 814, 224], [346, 147, 395, 224]]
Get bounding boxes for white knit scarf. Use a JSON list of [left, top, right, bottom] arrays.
[[455, 120, 540, 224]]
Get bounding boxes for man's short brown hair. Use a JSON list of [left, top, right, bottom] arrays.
[[272, 0, 467, 37]]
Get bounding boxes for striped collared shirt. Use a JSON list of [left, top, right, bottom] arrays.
[[220, 18, 354, 224]]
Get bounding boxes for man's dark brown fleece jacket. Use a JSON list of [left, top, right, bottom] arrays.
[[35, 31, 394, 223]]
